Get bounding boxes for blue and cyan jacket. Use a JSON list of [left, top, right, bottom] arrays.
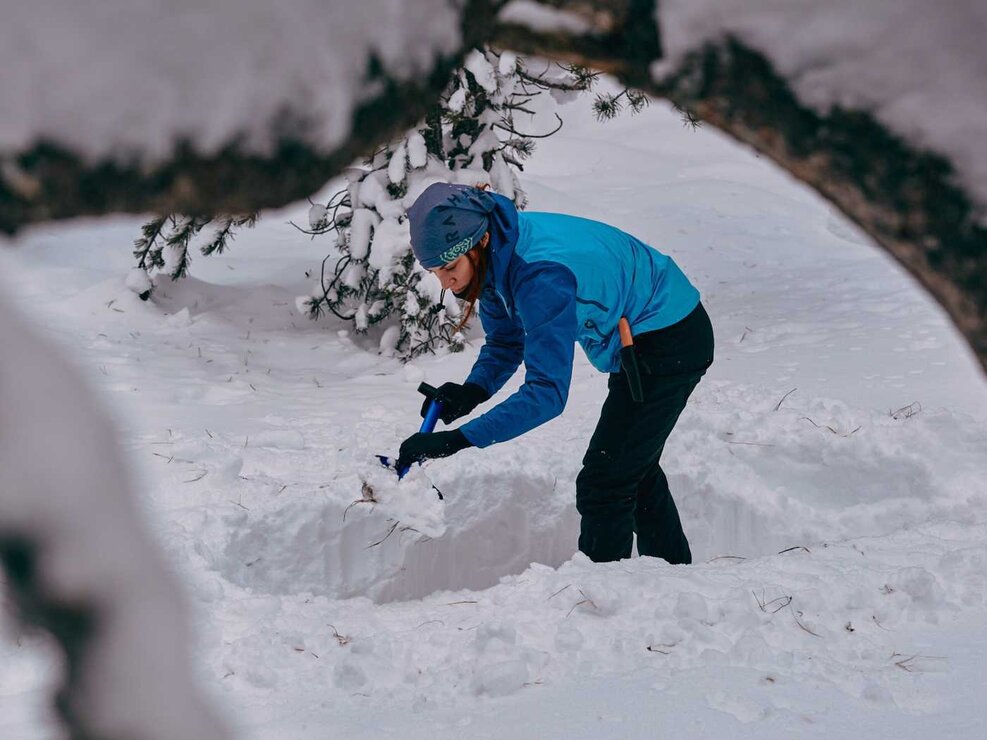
[[458, 193, 700, 448]]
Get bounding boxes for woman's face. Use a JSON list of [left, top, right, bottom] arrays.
[[431, 253, 475, 295], [430, 233, 488, 297]]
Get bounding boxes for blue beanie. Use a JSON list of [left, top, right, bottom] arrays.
[[407, 183, 496, 268]]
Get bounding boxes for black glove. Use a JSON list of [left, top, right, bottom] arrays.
[[397, 429, 472, 469], [421, 382, 490, 425]]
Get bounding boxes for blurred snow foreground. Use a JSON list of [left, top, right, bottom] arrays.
[[1, 1, 986, 738], [0, 292, 229, 739]]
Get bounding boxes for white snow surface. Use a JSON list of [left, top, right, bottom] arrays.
[[0, 0, 461, 163], [2, 87, 987, 738], [654, 1, 987, 209]]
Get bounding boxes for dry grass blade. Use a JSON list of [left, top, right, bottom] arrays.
[[774, 387, 797, 411], [547, 584, 572, 600], [366, 520, 399, 548], [566, 589, 598, 617], [753, 590, 792, 614], [328, 624, 351, 646], [890, 401, 922, 420]]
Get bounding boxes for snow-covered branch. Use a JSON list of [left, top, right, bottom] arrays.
[[2, 1, 983, 370]]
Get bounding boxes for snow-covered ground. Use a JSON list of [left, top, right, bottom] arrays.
[[2, 90, 986, 738]]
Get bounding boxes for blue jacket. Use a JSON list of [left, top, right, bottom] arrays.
[[458, 194, 700, 448]]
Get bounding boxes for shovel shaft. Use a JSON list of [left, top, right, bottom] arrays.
[[394, 384, 444, 478]]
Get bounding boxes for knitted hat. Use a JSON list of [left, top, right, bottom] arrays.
[[406, 183, 496, 268]]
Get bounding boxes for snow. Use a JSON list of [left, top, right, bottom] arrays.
[[653, 1, 987, 210], [463, 51, 498, 95], [498, 1, 593, 35], [0, 0, 462, 163], [307, 204, 327, 231], [2, 84, 987, 738]]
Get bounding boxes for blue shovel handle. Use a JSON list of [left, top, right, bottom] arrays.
[[392, 383, 443, 479]]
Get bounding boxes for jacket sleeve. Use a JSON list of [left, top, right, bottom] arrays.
[[460, 261, 578, 448], [464, 289, 526, 398]]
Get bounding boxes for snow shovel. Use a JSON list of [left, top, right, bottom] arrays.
[[377, 382, 444, 480]]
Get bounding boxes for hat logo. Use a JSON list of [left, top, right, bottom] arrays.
[[439, 237, 472, 263]]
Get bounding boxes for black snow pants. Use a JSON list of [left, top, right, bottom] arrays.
[[576, 302, 714, 564]]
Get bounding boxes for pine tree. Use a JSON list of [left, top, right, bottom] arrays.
[[292, 50, 606, 359]]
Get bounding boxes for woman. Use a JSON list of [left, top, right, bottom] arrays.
[[397, 182, 713, 564]]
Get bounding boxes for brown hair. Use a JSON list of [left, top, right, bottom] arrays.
[[455, 242, 489, 331], [455, 183, 493, 331]]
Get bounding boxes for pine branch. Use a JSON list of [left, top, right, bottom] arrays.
[[200, 213, 257, 256], [133, 215, 169, 270], [165, 215, 210, 280]]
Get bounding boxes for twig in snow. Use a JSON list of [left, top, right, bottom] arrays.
[[890, 402, 922, 420], [366, 521, 399, 548], [799, 416, 861, 437], [710, 555, 747, 562], [344, 482, 378, 521], [446, 600, 478, 606], [753, 590, 821, 636], [739, 326, 753, 343], [566, 589, 598, 617], [646, 643, 674, 654], [328, 624, 351, 646], [753, 590, 792, 614], [871, 616, 891, 632], [547, 584, 572, 600], [774, 388, 797, 411], [721, 434, 776, 447], [184, 470, 208, 483], [778, 545, 811, 555], [891, 652, 946, 672], [791, 608, 820, 637], [416, 620, 445, 629]]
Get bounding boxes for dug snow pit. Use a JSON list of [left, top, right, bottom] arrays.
[[221, 462, 578, 604]]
